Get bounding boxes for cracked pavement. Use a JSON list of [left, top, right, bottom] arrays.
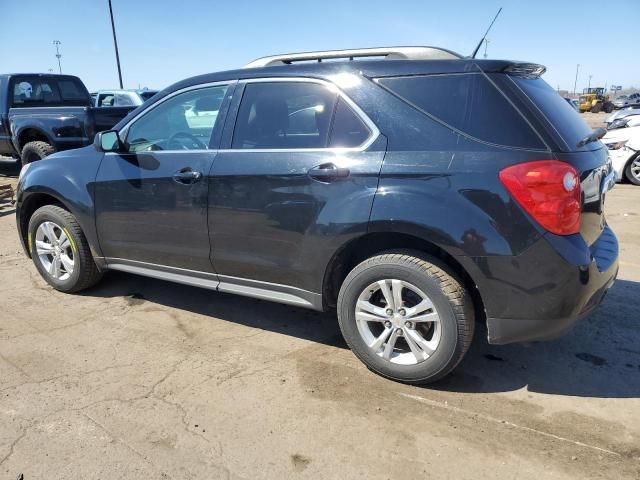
[[1, 153, 639, 479]]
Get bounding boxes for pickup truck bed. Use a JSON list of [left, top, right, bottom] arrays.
[[0, 73, 136, 163]]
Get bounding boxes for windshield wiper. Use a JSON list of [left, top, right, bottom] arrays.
[[577, 127, 606, 148]]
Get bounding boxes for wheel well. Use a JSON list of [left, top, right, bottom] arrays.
[[18, 129, 50, 151], [19, 193, 64, 254], [322, 232, 485, 321]]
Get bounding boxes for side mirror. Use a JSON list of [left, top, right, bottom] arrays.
[[95, 130, 121, 152]]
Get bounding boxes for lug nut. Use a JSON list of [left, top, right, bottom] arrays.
[[398, 308, 406, 316], [404, 321, 413, 329], [396, 328, 403, 335], [384, 321, 392, 328], [385, 309, 393, 316]]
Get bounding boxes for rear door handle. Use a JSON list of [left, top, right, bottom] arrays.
[[308, 163, 350, 182], [172, 168, 202, 185]]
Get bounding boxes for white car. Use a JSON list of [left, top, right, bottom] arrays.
[[606, 106, 640, 128], [603, 125, 640, 185]]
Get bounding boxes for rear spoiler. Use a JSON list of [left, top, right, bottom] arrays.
[[502, 63, 546, 79]]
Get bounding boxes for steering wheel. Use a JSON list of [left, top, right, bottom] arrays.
[[166, 132, 207, 150]]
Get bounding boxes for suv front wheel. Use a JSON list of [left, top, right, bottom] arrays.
[[337, 252, 474, 384], [28, 205, 103, 292]]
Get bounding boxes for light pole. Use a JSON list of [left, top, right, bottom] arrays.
[[483, 38, 490, 59], [573, 64, 580, 97], [53, 40, 62, 74], [108, 0, 124, 89], [588, 75, 592, 91]]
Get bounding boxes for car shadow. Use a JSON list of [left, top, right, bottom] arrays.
[[83, 271, 347, 349], [83, 272, 640, 399], [436, 279, 640, 398]]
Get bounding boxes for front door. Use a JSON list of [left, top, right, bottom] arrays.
[[208, 79, 385, 296], [95, 82, 233, 272]]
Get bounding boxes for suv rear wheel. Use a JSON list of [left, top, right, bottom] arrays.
[[337, 252, 474, 384], [28, 205, 103, 292]]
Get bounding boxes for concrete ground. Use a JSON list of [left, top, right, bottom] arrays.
[[1, 115, 639, 479]]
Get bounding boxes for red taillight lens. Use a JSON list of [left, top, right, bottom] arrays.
[[499, 160, 581, 235]]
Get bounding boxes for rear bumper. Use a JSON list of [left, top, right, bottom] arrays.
[[465, 225, 619, 345]]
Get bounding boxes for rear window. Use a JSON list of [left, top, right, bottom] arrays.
[[512, 77, 593, 150], [377, 73, 544, 149], [11, 76, 89, 107]]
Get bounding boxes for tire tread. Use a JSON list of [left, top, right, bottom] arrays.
[[337, 251, 474, 384]]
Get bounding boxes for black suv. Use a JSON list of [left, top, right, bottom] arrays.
[[16, 47, 618, 384]]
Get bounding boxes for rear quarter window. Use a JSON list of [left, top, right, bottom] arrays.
[[511, 77, 593, 151], [376, 73, 545, 149]]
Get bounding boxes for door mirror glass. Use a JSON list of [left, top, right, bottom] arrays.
[[97, 130, 120, 152]]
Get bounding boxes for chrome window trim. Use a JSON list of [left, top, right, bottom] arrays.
[[116, 80, 233, 154], [223, 76, 380, 153]]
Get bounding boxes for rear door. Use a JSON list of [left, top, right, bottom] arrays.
[[95, 82, 233, 272], [207, 78, 386, 296]]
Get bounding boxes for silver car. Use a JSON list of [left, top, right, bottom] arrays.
[[613, 92, 640, 109]]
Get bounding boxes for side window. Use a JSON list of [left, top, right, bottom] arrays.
[[98, 94, 114, 107], [329, 99, 371, 148], [115, 93, 135, 106], [58, 80, 86, 101], [377, 73, 545, 149], [125, 84, 228, 152], [232, 82, 337, 149]]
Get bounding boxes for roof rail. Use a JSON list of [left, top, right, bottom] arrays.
[[243, 46, 464, 68]]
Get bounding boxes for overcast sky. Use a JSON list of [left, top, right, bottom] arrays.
[[2, 0, 638, 93]]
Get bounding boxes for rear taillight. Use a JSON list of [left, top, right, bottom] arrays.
[[499, 160, 581, 235]]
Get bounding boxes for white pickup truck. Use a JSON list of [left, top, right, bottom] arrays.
[[91, 89, 158, 108]]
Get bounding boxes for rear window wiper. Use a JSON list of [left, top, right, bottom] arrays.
[[577, 128, 606, 148]]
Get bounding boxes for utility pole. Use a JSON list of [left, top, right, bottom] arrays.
[[483, 38, 490, 59], [53, 40, 62, 74], [573, 63, 580, 97], [588, 75, 592, 91], [108, 0, 124, 89]]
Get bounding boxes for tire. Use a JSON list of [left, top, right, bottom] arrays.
[[337, 251, 474, 384], [28, 205, 103, 292], [604, 103, 614, 113], [21, 141, 55, 164], [591, 103, 602, 113], [625, 155, 640, 186]]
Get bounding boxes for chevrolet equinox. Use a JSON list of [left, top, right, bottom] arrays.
[[16, 47, 619, 384]]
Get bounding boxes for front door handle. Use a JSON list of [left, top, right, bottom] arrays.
[[308, 163, 350, 182], [173, 167, 202, 185]]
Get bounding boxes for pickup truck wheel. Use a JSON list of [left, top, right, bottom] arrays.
[[21, 141, 55, 164], [337, 251, 474, 385], [28, 205, 103, 293]]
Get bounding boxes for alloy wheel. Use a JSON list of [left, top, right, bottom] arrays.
[[355, 279, 441, 365], [35, 221, 75, 281], [631, 158, 640, 182]]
